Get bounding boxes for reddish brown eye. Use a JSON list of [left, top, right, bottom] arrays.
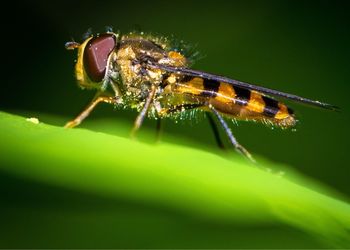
[[83, 34, 116, 82]]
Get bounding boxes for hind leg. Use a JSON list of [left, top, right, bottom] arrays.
[[209, 105, 255, 162]]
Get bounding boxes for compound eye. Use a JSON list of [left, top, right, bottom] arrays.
[[83, 34, 116, 82]]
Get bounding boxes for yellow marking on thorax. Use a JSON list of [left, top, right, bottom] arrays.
[[168, 51, 187, 67], [177, 77, 204, 95], [215, 82, 236, 103], [168, 51, 184, 60], [166, 74, 177, 84], [246, 91, 265, 113], [275, 103, 290, 119], [116, 46, 138, 84]]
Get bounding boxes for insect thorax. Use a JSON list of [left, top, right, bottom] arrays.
[[115, 36, 188, 111]]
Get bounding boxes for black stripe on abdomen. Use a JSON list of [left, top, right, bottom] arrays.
[[201, 79, 220, 97], [182, 75, 194, 82], [234, 86, 251, 106], [261, 96, 279, 117]]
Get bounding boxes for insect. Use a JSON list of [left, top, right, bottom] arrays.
[[65, 30, 338, 162]]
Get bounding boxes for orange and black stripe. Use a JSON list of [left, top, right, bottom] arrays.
[[174, 75, 294, 123], [202, 78, 220, 97], [233, 86, 251, 106], [261, 95, 279, 117]]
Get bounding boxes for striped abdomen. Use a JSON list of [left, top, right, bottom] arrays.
[[174, 75, 296, 128]]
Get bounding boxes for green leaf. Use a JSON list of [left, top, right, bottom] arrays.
[[0, 111, 349, 248]]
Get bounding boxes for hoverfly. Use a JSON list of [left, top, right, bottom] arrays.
[[65, 30, 338, 162]]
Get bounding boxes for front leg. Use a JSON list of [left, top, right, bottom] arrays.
[[109, 81, 123, 104], [65, 94, 117, 128]]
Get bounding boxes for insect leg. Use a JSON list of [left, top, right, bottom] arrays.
[[64, 94, 116, 128], [205, 112, 225, 149], [209, 105, 255, 162], [109, 81, 123, 104], [131, 85, 157, 137]]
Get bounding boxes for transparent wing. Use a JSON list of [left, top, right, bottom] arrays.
[[148, 63, 339, 111]]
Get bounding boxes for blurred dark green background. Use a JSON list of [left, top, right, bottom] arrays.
[[1, 0, 349, 248]]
